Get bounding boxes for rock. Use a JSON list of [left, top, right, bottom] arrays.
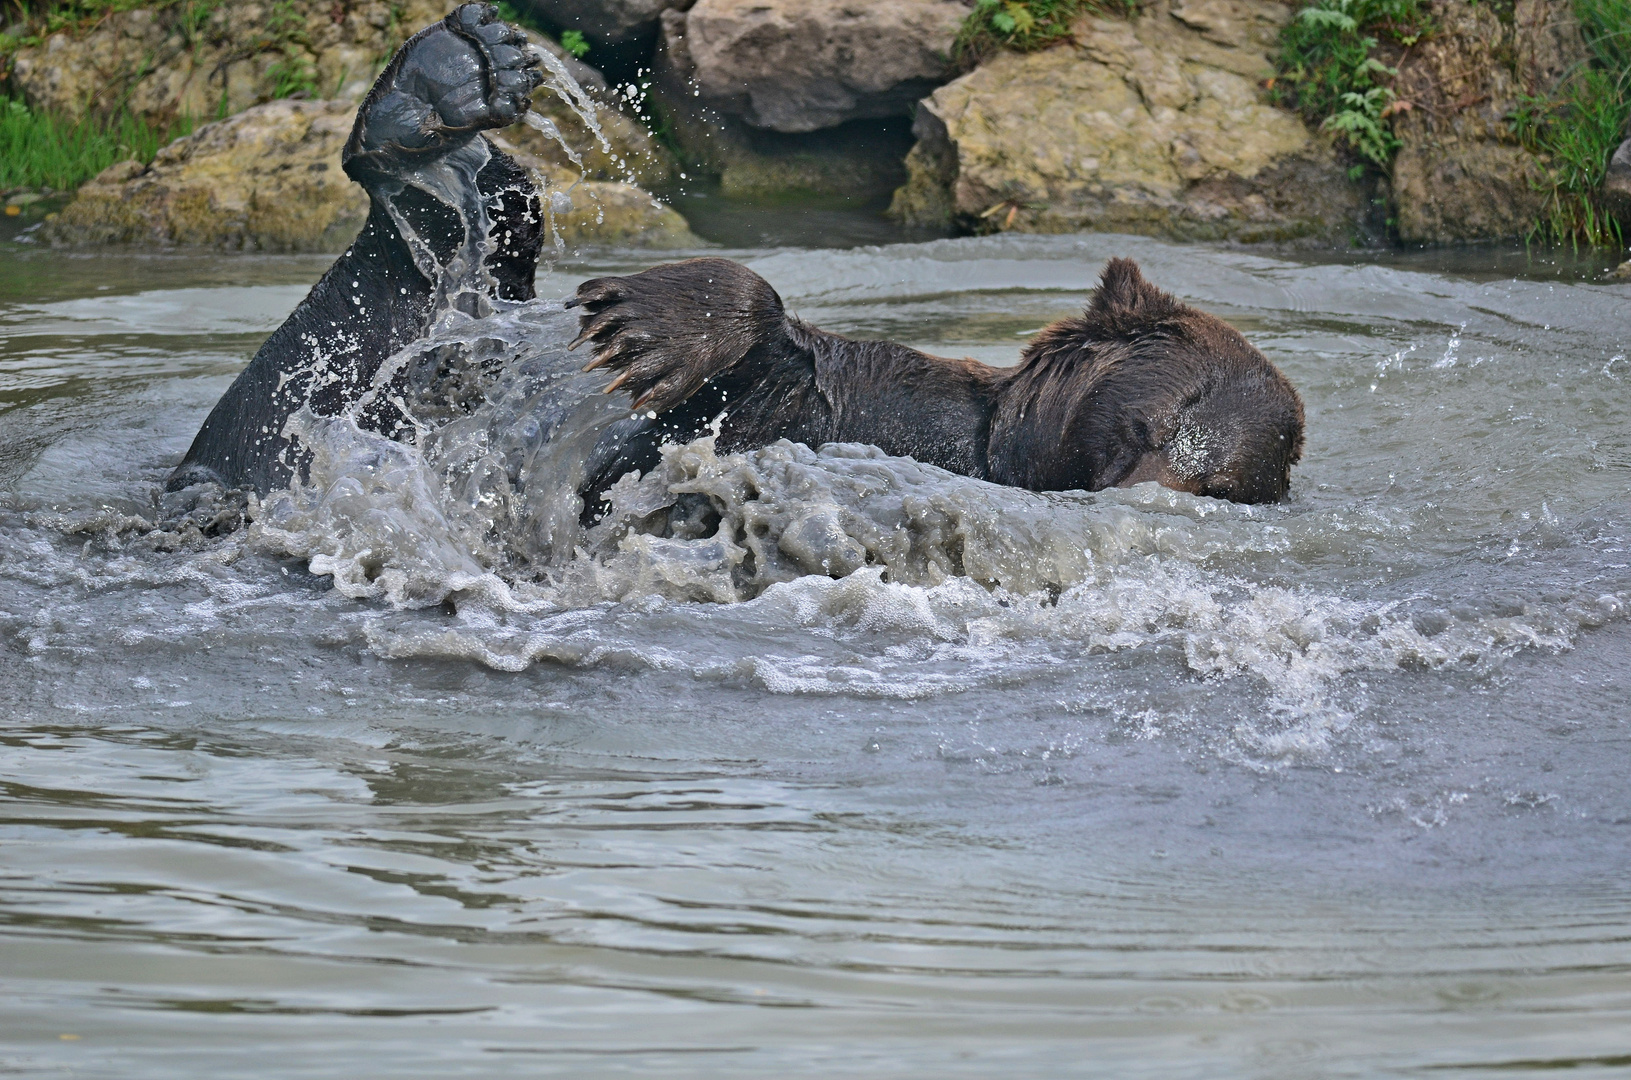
[[41, 99, 367, 250], [43, 99, 698, 250], [1603, 138, 1631, 231], [649, 6, 917, 199], [1513, 0, 1590, 92], [667, 0, 966, 132], [518, 0, 685, 45], [486, 133, 700, 247], [1390, 0, 1590, 243], [504, 31, 681, 191], [10, 0, 449, 123], [548, 180, 700, 247], [891, 0, 1360, 242]]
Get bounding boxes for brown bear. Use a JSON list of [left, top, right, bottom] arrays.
[[569, 257, 1305, 505], [165, 4, 1304, 511]]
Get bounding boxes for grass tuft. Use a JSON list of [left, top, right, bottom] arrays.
[[1512, 0, 1630, 246], [2, 0, 213, 59], [0, 97, 194, 190], [262, 0, 316, 99], [954, 0, 1138, 67]]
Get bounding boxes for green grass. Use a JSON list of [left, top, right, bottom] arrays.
[[0, 97, 194, 189], [1512, 0, 1630, 246], [954, 0, 1138, 66], [1272, 0, 1432, 176], [262, 0, 315, 98]]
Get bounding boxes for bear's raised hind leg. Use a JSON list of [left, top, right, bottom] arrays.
[[165, 4, 544, 500]]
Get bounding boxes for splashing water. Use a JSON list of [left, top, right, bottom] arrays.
[[520, 43, 618, 248], [147, 157, 1623, 749]]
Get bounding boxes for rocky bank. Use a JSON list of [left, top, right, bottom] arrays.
[[10, 0, 445, 122], [39, 97, 695, 251], [8, 0, 1629, 251], [643, 0, 964, 200], [43, 99, 367, 250], [13, 1, 694, 249]]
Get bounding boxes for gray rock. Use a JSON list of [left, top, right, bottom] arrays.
[[665, 0, 966, 133], [519, 0, 688, 45], [1604, 137, 1631, 231], [650, 8, 916, 198]]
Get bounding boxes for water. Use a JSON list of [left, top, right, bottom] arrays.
[[2, 231, 1630, 1078]]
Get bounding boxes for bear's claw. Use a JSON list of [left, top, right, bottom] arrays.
[[569, 259, 793, 416]]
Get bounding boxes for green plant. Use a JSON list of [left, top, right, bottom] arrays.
[[1325, 84, 1402, 173], [491, 1, 541, 33], [1511, 0, 1630, 246], [954, 0, 1136, 65], [176, 0, 221, 47], [0, 96, 194, 189], [1272, 0, 1430, 174], [263, 0, 316, 98], [266, 52, 316, 98], [559, 28, 588, 58]]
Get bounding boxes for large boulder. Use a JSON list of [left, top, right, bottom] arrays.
[[41, 99, 367, 250], [1390, 0, 1590, 243], [517, 0, 686, 45], [892, 0, 1361, 242], [41, 99, 697, 250], [10, 0, 448, 123], [645, 6, 917, 199], [667, 0, 966, 132]]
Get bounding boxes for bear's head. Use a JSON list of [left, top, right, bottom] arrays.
[[992, 259, 1305, 504]]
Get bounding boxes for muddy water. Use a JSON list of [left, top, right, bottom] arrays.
[[2, 232, 1630, 1078]]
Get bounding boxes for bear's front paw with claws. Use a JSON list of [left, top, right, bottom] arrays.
[[568, 259, 791, 415]]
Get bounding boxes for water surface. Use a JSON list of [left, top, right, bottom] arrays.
[[2, 231, 1630, 1078]]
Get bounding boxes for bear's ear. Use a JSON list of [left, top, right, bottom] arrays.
[[1085, 258, 1181, 332]]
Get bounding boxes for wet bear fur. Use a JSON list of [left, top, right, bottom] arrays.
[[166, 4, 544, 497], [570, 257, 1306, 505]]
